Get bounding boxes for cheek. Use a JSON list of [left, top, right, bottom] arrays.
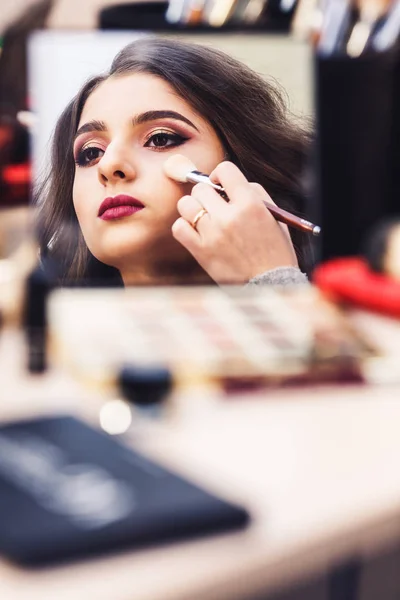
[[147, 166, 187, 214], [185, 139, 225, 174], [162, 178, 191, 217]]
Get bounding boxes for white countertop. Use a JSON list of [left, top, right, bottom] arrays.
[[1, 329, 400, 600]]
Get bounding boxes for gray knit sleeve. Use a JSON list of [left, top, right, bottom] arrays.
[[245, 266, 308, 287]]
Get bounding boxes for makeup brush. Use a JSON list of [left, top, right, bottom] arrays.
[[164, 154, 321, 236], [347, 0, 392, 57], [371, 0, 400, 51]]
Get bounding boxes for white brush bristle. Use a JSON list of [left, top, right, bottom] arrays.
[[163, 154, 197, 182]]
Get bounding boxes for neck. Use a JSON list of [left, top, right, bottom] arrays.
[[119, 258, 214, 287]]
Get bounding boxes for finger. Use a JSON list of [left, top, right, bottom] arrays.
[[208, 161, 250, 205], [248, 181, 285, 212], [249, 181, 273, 202], [177, 194, 211, 234], [190, 182, 230, 218], [248, 182, 292, 243], [171, 217, 202, 254]]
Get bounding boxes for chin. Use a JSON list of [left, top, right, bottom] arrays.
[[89, 245, 139, 268], [88, 238, 161, 269], [86, 223, 183, 270]]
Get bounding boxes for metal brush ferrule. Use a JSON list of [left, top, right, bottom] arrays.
[[186, 171, 229, 201]]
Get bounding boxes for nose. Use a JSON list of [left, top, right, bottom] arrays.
[[97, 142, 137, 186]]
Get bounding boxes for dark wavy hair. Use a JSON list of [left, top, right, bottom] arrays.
[[35, 36, 312, 284]]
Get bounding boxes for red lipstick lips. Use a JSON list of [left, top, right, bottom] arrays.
[[98, 195, 145, 221]]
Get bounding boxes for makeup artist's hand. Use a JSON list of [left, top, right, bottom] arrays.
[[172, 161, 298, 285]]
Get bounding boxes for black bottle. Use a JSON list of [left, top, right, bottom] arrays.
[[118, 365, 173, 411], [23, 265, 53, 373]]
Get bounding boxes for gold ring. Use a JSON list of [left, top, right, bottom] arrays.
[[191, 208, 208, 231]]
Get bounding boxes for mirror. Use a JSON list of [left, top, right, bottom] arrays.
[[30, 31, 312, 174], [28, 30, 314, 288]]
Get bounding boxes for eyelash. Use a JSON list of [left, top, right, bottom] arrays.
[[145, 130, 188, 150], [75, 146, 104, 168], [74, 130, 189, 168]]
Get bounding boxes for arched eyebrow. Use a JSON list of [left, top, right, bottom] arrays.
[[74, 119, 106, 141], [134, 110, 199, 132], [74, 110, 199, 141]]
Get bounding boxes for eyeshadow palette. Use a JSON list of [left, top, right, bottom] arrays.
[[48, 286, 375, 390]]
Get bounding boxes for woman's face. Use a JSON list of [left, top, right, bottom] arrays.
[[72, 73, 225, 281]]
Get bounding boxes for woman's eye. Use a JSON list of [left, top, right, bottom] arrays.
[[145, 132, 187, 149], [75, 146, 104, 167]]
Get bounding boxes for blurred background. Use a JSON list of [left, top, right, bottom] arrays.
[[28, 30, 312, 178], [1, 3, 400, 599]]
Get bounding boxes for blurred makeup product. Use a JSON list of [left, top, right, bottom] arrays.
[[164, 154, 321, 236], [0, 116, 30, 208], [0, 207, 37, 328], [16, 111, 37, 130], [166, 0, 206, 24], [318, 0, 353, 55], [291, 0, 322, 43], [0, 415, 249, 566], [205, 0, 239, 26], [166, 0, 188, 22], [228, 0, 254, 23], [312, 0, 399, 55], [118, 365, 173, 409], [280, 0, 298, 12], [185, 0, 207, 24], [314, 0, 400, 262], [371, 0, 400, 51], [23, 265, 56, 374], [347, 0, 393, 57], [361, 218, 400, 280], [374, 224, 400, 280], [240, 0, 269, 23], [48, 286, 374, 392], [314, 257, 400, 319], [202, 0, 297, 25], [314, 257, 400, 385]]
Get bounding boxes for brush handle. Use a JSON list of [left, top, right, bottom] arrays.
[[186, 171, 321, 236], [262, 201, 321, 236]]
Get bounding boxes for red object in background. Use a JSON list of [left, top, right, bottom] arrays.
[[0, 163, 31, 206], [313, 257, 400, 318], [0, 117, 31, 207], [3, 163, 31, 185]]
